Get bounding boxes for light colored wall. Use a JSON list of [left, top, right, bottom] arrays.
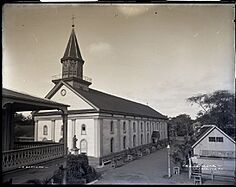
[[36, 113, 168, 158], [36, 116, 96, 156], [101, 117, 168, 157], [73, 118, 95, 156], [194, 128, 235, 156], [37, 120, 52, 141], [102, 118, 117, 156], [50, 85, 94, 110]]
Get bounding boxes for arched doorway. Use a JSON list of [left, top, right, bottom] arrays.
[[80, 139, 87, 154]]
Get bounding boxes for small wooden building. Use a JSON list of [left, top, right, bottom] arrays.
[[190, 125, 235, 177]]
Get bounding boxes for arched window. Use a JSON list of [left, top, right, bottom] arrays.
[[123, 121, 126, 133], [147, 123, 149, 131], [81, 124, 86, 135], [123, 136, 126, 150], [110, 121, 114, 134], [133, 135, 136, 147], [80, 139, 87, 154], [147, 133, 150, 143], [133, 122, 136, 133], [43, 125, 48, 135], [141, 122, 143, 132], [110, 138, 114, 153], [42, 137, 47, 141], [141, 134, 143, 145], [59, 138, 63, 143]]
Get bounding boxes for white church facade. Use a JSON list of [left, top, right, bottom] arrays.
[[33, 24, 168, 164]]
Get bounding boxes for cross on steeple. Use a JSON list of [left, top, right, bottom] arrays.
[[72, 14, 75, 28]]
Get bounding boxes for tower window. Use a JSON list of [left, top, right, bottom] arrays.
[[81, 124, 86, 135], [43, 125, 48, 135]]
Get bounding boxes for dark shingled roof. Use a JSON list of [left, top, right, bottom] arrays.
[[195, 126, 213, 140], [62, 28, 83, 60], [67, 84, 167, 119], [191, 125, 214, 147]]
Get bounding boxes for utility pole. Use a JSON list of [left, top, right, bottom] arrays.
[[167, 144, 171, 178]]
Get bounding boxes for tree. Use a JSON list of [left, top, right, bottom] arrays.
[[13, 113, 34, 137], [169, 114, 194, 137], [187, 90, 235, 137]]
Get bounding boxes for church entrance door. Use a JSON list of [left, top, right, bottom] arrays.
[[80, 139, 87, 154]]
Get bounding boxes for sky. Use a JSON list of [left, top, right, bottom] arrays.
[[2, 4, 235, 119]]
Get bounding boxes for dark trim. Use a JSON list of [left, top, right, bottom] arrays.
[[192, 126, 236, 148], [192, 127, 215, 148], [61, 57, 84, 64], [99, 109, 168, 120], [52, 77, 91, 86]]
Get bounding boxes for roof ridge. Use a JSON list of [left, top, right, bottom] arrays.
[[88, 88, 151, 108]]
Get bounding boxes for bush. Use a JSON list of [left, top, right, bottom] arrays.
[[53, 154, 100, 184]]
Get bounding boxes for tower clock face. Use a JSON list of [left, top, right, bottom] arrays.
[[60, 89, 67, 96]]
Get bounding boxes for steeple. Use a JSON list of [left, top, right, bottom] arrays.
[[52, 17, 92, 90], [61, 28, 83, 61]]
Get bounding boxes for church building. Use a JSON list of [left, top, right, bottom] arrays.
[[33, 23, 168, 165]]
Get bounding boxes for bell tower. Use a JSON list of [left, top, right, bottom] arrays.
[[52, 16, 92, 90]]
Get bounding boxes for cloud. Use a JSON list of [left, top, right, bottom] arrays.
[[116, 6, 149, 17], [87, 42, 112, 54]]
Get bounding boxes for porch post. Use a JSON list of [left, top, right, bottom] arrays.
[[62, 110, 68, 156], [34, 120, 38, 141]]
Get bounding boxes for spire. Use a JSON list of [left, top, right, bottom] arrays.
[[62, 16, 83, 61]]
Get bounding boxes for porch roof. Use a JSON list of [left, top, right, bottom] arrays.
[[2, 88, 69, 112]]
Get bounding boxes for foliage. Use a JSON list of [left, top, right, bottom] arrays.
[[187, 90, 235, 137], [14, 125, 34, 137], [53, 154, 99, 184], [169, 114, 194, 137], [25, 177, 52, 184], [171, 137, 194, 169], [13, 113, 33, 126], [13, 113, 34, 137]]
